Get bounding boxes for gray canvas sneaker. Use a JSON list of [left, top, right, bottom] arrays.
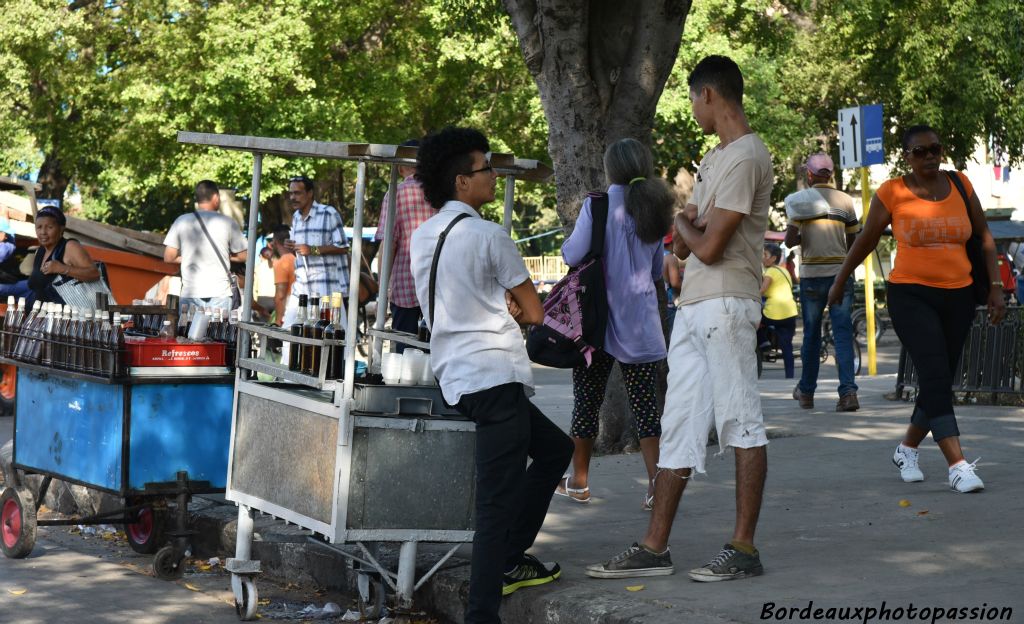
[[585, 542, 673, 579], [688, 544, 764, 582]]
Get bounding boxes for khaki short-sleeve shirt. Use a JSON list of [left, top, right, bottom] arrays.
[[679, 134, 774, 306]]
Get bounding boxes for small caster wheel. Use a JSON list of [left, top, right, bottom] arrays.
[[153, 545, 185, 580], [125, 503, 165, 555], [231, 574, 258, 621], [357, 572, 385, 619], [1, 486, 37, 559]]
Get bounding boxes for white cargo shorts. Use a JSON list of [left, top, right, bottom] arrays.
[[659, 296, 768, 474]]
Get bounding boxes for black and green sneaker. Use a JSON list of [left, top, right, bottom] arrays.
[[585, 542, 674, 579], [502, 554, 561, 596], [688, 544, 763, 582]]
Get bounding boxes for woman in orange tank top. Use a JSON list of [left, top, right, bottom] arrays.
[[827, 125, 1005, 494]]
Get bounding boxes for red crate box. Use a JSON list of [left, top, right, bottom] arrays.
[[125, 338, 225, 367]]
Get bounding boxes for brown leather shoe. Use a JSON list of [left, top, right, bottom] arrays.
[[792, 386, 813, 409], [836, 393, 860, 412]]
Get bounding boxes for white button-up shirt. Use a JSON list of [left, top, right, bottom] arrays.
[[410, 201, 534, 405]]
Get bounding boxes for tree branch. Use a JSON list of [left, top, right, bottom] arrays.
[[502, 0, 543, 76]]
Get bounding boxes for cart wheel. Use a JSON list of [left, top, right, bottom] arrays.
[[153, 545, 185, 580], [126, 506, 164, 555], [357, 572, 385, 619], [232, 574, 259, 621], [1, 487, 37, 559]]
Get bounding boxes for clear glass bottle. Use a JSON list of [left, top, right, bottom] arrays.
[[157, 319, 174, 339]]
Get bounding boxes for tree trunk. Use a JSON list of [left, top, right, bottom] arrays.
[[505, 0, 691, 453], [37, 153, 70, 208]]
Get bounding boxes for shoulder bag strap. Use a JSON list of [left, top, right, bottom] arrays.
[[585, 192, 609, 261], [945, 171, 972, 230], [428, 212, 471, 328], [769, 265, 792, 288], [193, 211, 233, 280]]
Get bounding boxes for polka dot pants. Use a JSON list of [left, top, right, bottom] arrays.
[[570, 349, 663, 439]]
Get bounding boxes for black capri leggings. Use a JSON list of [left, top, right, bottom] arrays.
[[571, 350, 662, 439], [887, 282, 975, 441]]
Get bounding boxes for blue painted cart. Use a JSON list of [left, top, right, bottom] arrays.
[[0, 361, 233, 579]]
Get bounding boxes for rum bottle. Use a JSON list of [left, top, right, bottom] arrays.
[[288, 294, 308, 372]]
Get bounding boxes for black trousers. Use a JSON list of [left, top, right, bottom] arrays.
[[390, 303, 422, 354], [455, 383, 573, 624], [887, 283, 975, 441]]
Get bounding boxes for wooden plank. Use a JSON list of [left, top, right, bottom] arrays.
[[65, 216, 165, 258], [177, 131, 365, 160], [94, 220, 166, 245]]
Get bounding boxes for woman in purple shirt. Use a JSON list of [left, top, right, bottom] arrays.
[[555, 138, 674, 510]]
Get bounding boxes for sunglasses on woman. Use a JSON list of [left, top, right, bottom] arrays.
[[906, 143, 943, 157]]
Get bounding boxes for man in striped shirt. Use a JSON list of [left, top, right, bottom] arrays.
[[284, 175, 350, 303], [375, 139, 436, 353], [784, 153, 861, 412]]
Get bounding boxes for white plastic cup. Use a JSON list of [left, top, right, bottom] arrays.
[[419, 359, 434, 386], [188, 312, 209, 341], [400, 349, 425, 385]]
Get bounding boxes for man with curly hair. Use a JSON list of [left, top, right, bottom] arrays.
[[410, 126, 573, 624]]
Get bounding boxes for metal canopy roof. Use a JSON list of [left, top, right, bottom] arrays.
[[988, 219, 1024, 242], [177, 131, 553, 182]]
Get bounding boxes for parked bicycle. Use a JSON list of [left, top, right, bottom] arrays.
[[759, 315, 862, 378]]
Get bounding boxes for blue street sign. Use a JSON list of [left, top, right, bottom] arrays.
[[860, 104, 884, 166], [838, 103, 884, 169]]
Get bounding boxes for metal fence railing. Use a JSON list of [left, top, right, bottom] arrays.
[[896, 305, 1024, 402], [524, 255, 569, 284]]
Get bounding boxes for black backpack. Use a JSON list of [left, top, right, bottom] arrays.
[[526, 192, 609, 368]]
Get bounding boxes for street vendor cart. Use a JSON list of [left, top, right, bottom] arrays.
[[176, 131, 551, 620], [0, 301, 235, 579]]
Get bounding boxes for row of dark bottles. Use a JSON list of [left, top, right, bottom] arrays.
[[0, 297, 127, 377], [287, 293, 346, 378]]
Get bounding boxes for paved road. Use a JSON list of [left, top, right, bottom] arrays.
[[0, 529, 242, 624]]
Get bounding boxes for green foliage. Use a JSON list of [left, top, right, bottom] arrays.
[[655, 0, 1024, 205], [1, 0, 1020, 243]]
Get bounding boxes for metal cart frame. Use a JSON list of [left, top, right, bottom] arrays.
[[176, 132, 551, 620], [0, 359, 234, 579]]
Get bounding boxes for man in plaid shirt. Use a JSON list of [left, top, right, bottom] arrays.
[[375, 139, 436, 353], [284, 176, 350, 303]]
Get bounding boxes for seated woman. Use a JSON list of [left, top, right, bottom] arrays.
[[27, 206, 100, 305], [758, 243, 798, 378]]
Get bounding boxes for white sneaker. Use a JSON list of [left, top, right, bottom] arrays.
[[949, 459, 984, 493], [892, 444, 924, 482]]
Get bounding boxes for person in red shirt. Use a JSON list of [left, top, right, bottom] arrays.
[[375, 139, 436, 353]]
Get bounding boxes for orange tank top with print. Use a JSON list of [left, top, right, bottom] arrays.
[[878, 171, 973, 289]]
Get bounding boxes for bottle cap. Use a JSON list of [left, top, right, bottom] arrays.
[[298, 294, 308, 305], [331, 293, 343, 307], [321, 295, 330, 305], [6, 296, 12, 305]]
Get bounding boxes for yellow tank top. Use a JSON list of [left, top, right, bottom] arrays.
[[763, 265, 798, 320]]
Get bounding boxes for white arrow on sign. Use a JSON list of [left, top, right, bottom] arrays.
[[838, 106, 862, 169]]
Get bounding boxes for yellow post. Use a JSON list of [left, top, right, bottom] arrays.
[[860, 167, 877, 375]]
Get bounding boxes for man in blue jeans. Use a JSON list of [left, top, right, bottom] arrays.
[[784, 154, 860, 411]]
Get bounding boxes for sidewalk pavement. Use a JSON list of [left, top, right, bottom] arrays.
[[187, 342, 1022, 623], [4, 339, 1019, 622]]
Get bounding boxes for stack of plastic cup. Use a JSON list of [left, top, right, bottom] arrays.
[[382, 352, 403, 384], [400, 349, 427, 385], [419, 358, 434, 385]]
